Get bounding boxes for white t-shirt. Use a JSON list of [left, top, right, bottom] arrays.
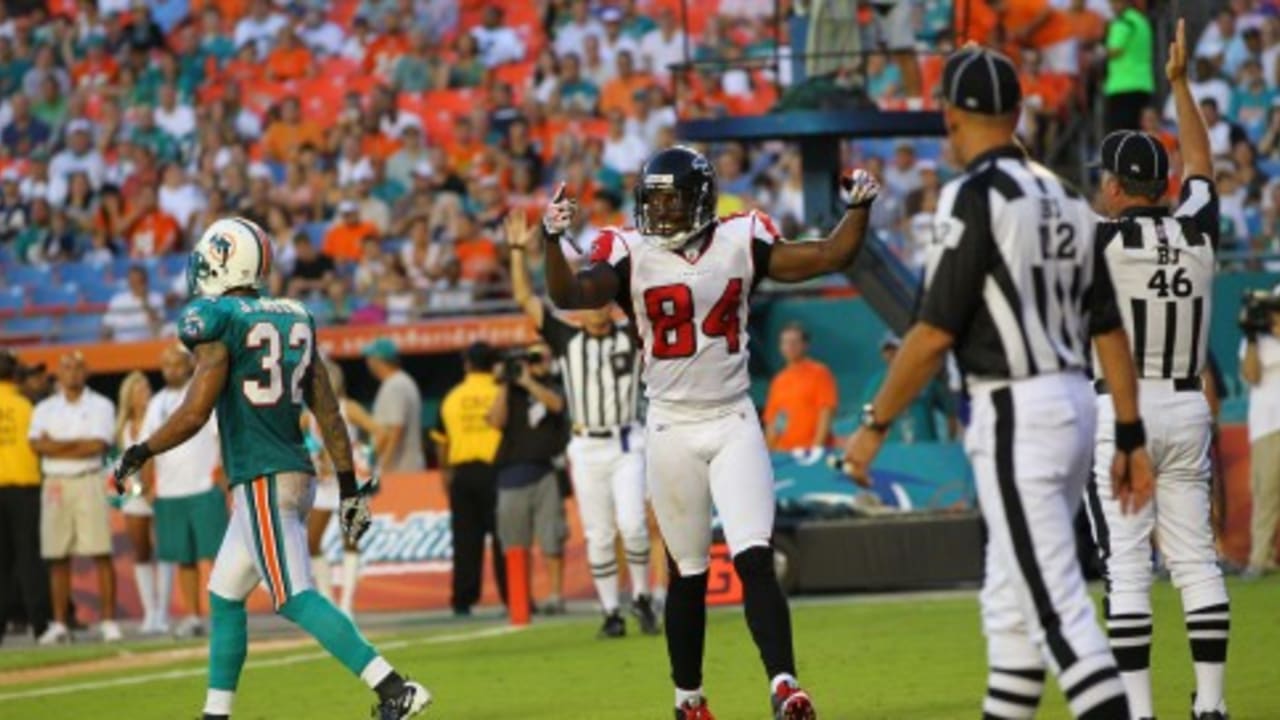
[[639, 29, 686, 77], [299, 21, 345, 56], [1241, 335, 1280, 441], [29, 389, 115, 476], [234, 13, 287, 58], [158, 182, 206, 229], [471, 25, 526, 67], [554, 19, 605, 59], [154, 104, 197, 139], [602, 132, 649, 174], [104, 290, 163, 341], [142, 384, 221, 497]]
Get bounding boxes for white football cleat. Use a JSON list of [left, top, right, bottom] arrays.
[[374, 680, 431, 719], [100, 620, 123, 643]]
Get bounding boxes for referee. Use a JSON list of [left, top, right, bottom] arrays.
[[1084, 22, 1230, 720], [844, 46, 1155, 720], [505, 211, 659, 639]]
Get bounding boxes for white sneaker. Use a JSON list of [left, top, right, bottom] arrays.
[[100, 620, 123, 642], [37, 622, 70, 646], [173, 615, 205, 639]]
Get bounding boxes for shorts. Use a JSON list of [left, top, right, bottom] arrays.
[[313, 476, 339, 512], [41, 471, 112, 559], [869, 0, 915, 51], [155, 487, 230, 564], [497, 469, 566, 554]]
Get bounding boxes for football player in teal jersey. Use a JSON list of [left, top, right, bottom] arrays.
[[115, 217, 430, 720]]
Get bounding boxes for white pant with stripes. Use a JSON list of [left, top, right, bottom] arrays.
[[566, 426, 650, 609], [1086, 381, 1229, 716], [968, 373, 1128, 720], [209, 474, 315, 608]]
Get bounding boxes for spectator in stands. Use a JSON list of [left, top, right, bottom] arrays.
[[763, 323, 838, 452], [884, 142, 923, 199], [637, 6, 686, 79], [1240, 286, 1280, 577], [28, 352, 119, 645], [554, 0, 604, 59], [1232, 58, 1273, 143], [352, 164, 392, 233], [2, 92, 50, 156], [0, 37, 28, 98], [71, 35, 117, 89], [599, 50, 651, 118], [428, 256, 475, 312], [401, 216, 446, 289], [122, 185, 180, 258], [601, 109, 647, 175], [1203, 98, 1246, 157], [21, 44, 69, 99], [103, 265, 163, 341], [262, 96, 324, 164], [265, 25, 312, 82], [447, 32, 487, 88], [0, 170, 27, 242], [636, 84, 676, 149], [314, 277, 354, 325], [323, 200, 377, 265], [598, 7, 639, 72], [392, 30, 442, 92], [580, 34, 611, 87], [297, 5, 345, 58], [1065, 0, 1106, 48], [1217, 164, 1251, 248], [121, 2, 166, 52], [234, 0, 286, 60], [860, 333, 955, 443], [0, 349, 49, 647], [488, 340, 568, 615], [382, 262, 418, 325], [452, 210, 500, 283], [354, 234, 388, 297], [49, 118, 104, 197], [365, 338, 425, 472], [156, 163, 204, 233], [1103, 0, 1155, 132], [471, 5, 525, 68]]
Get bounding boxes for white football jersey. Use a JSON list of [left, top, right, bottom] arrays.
[[589, 211, 780, 405]]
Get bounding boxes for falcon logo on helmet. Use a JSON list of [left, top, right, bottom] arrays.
[[635, 145, 717, 251], [188, 217, 271, 298]]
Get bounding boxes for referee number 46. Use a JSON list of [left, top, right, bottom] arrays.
[[1147, 267, 1193, 298]]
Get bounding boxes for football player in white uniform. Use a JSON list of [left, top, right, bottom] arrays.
[[532, 145, 879, 720]]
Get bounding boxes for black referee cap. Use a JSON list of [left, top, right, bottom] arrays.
[[1096, 130, 1169, 183], [942, 46, 1022, 115]]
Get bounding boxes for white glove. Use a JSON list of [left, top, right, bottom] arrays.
[[542, 182, 576, 236], [840, 168, 880, 209], [339, 495, 372, 546]]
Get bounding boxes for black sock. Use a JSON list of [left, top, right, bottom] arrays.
[[733, 546, 796, 680], [202, 715, 229, 720], [375, 671, 406, 703], [664, 554, 708, 691]]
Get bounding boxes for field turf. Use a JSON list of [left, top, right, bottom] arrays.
[[0, 577, 1275, 719]]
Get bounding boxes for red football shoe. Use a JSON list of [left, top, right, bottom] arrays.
[[674, 696, 715, 720], [772, 680, 817, 720]]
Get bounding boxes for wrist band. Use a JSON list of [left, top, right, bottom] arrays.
[[337, 470, 358, 498], [1115, 420, 1146, 453]]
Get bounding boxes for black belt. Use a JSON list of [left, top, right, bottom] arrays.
[[1094, 376, 1202, 395], [575, 428, 616, 439]]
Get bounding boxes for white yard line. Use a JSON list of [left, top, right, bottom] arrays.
[[0, 624, 523, 703]]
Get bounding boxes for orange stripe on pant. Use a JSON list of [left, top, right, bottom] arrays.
[[253, 477, 287, 608]]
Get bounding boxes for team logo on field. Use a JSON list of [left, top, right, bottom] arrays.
[[210, 233, 235, 269]]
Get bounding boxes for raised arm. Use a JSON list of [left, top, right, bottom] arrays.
[[540, 183, 622, 309], [1167, 19, 1211, 179], [506, 210, 545, 327], [766, 169, 880, 282], [303, 355, 358, 497]]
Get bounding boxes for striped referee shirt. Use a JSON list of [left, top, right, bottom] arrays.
[[919, 145, 1120, 380], [1093, 176, 1219, 379], [539, 312, 639, 431]]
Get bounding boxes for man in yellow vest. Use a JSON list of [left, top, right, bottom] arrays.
[[0, 349, 50, 645]]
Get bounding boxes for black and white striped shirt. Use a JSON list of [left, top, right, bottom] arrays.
[[1093, 176, 1219, 379], [539, 312, 639, 431], [919, 145, 1119, 380]]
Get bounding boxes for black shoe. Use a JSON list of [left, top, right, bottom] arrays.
[[539, 598, 566, 616], [631, 594, 661, 635], [1191, 692, 1229, 720], [373, 679, 431, 719], [598, 611, 626, 638]]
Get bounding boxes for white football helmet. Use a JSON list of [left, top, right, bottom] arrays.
[[188, 217, 273, 297]]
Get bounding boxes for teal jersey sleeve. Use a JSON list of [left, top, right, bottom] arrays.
[[178, 297, 231, 349]]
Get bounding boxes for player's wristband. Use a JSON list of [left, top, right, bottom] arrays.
[[337, 470, 358, 498], [1115, 420, 1146, 453]]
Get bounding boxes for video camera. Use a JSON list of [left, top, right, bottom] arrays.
[[1239, 289, 1280, 337], [498, 348, 547, 383]]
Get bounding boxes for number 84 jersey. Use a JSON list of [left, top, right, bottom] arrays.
[[589, 210, 779, 407], [179, 295, 317, 485]]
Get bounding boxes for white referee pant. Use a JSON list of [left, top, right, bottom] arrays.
[[968, 373, 1127, 720], [1086, 378, 1228, 714], [566, 424, 650, 605]]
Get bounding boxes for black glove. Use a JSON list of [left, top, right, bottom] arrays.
[[113, 443, 153, 493]]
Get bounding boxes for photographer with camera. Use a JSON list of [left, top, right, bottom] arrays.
[[1239, 285, 1280, 578], [487, 341, 570, 616]]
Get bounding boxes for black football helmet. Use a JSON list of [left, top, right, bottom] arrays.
[[634, 145, 717, 250]]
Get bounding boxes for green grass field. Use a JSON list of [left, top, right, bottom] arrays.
[[1, 578, 1275, 719]]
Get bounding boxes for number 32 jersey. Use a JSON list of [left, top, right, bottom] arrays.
[[179, 295, 317, 485], [589, 211, 778, 406]]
